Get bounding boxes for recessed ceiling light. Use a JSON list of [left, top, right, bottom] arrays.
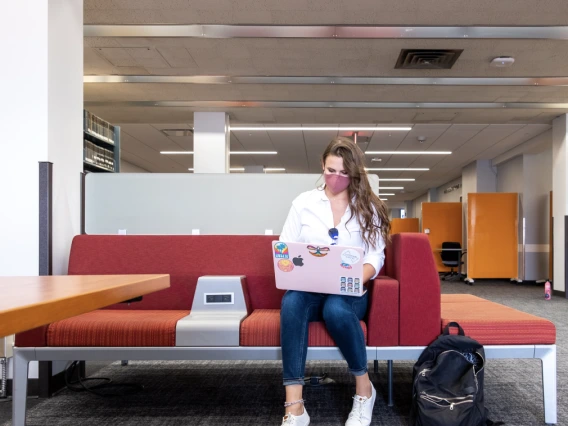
[[163, 151, 278, 155], [161, 151, 194, 154], [230, 151, 278, 155], [378, 193, 395, 196], [230, 126, 412, 131], [378, 187, 404, 190], [366, 151, 451, 155], [229, 167, 286, 172], [380, 198, 388, 201], [366, 168, 429, 171], [379, 178, 415, 181]]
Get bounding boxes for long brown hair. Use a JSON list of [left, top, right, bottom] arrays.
[[321, 137, 391, 248]]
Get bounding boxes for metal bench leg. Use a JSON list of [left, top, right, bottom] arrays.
[[536, 345, 557, 424], [12, 349, 32, 426], [387, 360, 393, 407], [373, 360, 378, 373]]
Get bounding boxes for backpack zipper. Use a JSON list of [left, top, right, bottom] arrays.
[[420, 392, 474, 409]]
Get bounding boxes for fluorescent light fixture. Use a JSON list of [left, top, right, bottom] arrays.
[[378, 186, 404, 190], [230, 151, 278, 155], [378, 193, 395, 196], [161, 151, 194, 154], [378, 178, 415, 181], [230, 126, 412, 131], [380, 198, 388, 201], [164, 151, 277, 155], [366, 151, 451, 155], [366, 168, 429, 171], [190, 167, 286, 172]]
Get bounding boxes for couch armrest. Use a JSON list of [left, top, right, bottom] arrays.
[[366, 277, 399, 346], [15, 326, 48, 347], [386, 233, 441, 345]]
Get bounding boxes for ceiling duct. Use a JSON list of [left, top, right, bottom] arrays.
[[161, 129, 194, 137], [395, 49, 463, 70]]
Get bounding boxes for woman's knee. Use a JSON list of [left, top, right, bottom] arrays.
[[281, 291, 306, 314], [322, 296, 351, 323]]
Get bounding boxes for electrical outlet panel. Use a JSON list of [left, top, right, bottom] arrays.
[[204, 293, 233, 304]]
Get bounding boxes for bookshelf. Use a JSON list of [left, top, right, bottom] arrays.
[[83, 110, 120, 173]]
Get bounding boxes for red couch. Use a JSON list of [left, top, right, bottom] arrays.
[[16, 233, 441, 349]]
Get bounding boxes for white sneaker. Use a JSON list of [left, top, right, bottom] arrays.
[[345, 382, 377, 426], [281, 406, 310, 426]]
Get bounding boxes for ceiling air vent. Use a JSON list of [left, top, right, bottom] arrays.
[[395, 49, 463, 69], [161, 129, 194, 137]]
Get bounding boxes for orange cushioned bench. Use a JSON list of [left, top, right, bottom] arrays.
[[441, 294, 556, 345]]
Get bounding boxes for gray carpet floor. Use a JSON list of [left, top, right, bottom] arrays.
[[1, 280, 566, 425]]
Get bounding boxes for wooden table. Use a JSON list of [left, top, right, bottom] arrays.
[[0, 274, 170, 338]]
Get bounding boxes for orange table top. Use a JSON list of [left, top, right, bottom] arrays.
[[0, 274, 170, 337]]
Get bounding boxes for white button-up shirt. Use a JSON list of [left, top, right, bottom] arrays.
[[280, 188, 386, 279]]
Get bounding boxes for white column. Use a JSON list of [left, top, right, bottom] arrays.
[[193, 112, 230, 173], [552, 115, 568, 294], [0, 0, 83, 381], [0, 0, 83, 276]]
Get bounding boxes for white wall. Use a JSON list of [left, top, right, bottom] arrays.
[[523, 146, 553, 280], [121, 160, 150, 173], [494, 145, 552, 280], [437, 177, 462, 203], [413, 193, 429, 229], [497, 155, 524, 194]]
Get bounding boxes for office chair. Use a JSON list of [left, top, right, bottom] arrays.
[[440, 242, 465, 281]]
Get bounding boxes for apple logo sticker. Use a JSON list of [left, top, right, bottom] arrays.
[[292, 255, 304, 267]]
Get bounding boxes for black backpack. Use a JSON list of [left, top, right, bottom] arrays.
[[409, 322, 503, 426]]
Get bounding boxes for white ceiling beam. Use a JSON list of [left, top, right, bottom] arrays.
[[84, 25, 568, 40], [83, 76, 568, 87]]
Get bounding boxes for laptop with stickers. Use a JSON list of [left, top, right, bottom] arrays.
[[272, 241, 366, 297]]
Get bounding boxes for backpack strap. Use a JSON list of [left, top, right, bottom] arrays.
[[443, 322, 465, 336]]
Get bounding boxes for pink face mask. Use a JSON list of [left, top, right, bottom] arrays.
[[324, 173, 350, 195]]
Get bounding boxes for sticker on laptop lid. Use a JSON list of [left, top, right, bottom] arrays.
[[341, 249, 361, 265], [307, 245, 330, 257], [340, 262, 352, 270], [277, 259, 294, 272], [274, 242, 289, 259]]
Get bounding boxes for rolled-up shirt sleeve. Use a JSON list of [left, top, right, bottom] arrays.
[[363, 227, 386, 280], [280, 204, 302, 243]]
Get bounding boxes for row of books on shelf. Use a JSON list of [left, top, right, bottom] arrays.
[[84, 140, 115, 171], [84, 110, 116, 145]]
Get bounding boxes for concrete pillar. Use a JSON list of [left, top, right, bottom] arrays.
[[193, 112, 230, 173], [552, 115, 568, 295], [427, 188, 438, 203], [0, 0, 83, 276]]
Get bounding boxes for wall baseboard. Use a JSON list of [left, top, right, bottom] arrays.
[[553, 289, 566, 298]]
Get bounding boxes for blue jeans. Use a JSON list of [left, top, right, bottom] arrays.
[[280, 290, 369, 386]]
